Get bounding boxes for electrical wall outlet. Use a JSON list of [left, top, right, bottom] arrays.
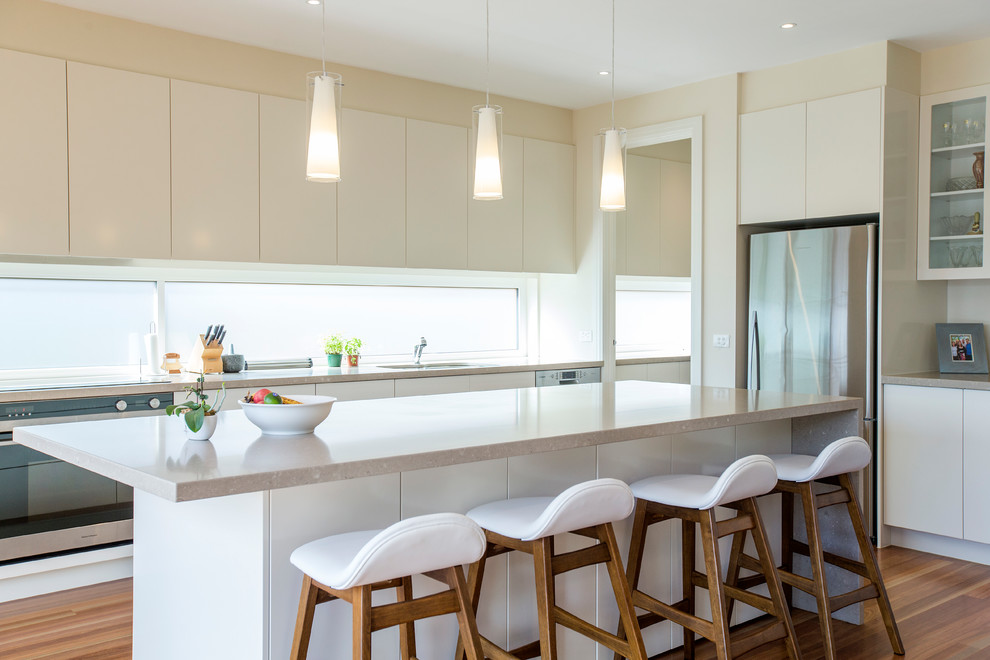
[[713, 334, 731, 348], [578, 330, 593, 342]]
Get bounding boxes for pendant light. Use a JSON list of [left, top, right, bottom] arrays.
[[599, 0, 626, 211], [472, 0, 503, 200], [306, 0, 342, 182]]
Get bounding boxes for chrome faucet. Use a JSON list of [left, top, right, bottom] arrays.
[[413, 337, 427, 365]]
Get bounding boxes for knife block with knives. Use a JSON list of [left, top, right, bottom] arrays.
[[187, 325, 226, 374]]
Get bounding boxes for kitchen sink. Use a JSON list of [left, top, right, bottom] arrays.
[[377, 362, 492, 370]]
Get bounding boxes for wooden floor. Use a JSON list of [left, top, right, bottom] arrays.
[[1, 546, 989, 659]]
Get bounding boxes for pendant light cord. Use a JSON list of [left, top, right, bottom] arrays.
[[321, 0, 327, 76], [610, 0, 615, 129], [485, 0, 491, 108]]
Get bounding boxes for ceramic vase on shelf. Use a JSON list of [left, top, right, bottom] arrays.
[[974, 151, 985, 188], [185, 414, 218, 441]]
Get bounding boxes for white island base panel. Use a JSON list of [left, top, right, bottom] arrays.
[[131, 414, 862, 660]]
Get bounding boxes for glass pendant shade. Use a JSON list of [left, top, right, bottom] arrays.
[[306, 72, 342, 182], [599, 127, 627, 211], [473, 104, 503, 200]]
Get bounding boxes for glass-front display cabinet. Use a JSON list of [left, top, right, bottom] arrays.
[[919, 87, 989, 279]]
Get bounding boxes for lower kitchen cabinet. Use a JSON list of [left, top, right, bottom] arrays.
[[616, 361, 690, 385], [315, 380, 394, 401], [963, 389, 990, 544], [394, 376, 471, 397], [883, 384, 963, 539], [469, 371, 535, 391]]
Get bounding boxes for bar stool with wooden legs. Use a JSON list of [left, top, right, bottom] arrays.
[[725, 436, 905, 660], [289, 512, 488, 660], [619, 455, 801, 660], [455, 478, 648, 660]]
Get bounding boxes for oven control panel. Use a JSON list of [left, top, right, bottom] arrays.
[[0, 392, 172, 432]]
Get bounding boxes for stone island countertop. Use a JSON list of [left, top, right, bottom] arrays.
[[14, 381, 861, 502]]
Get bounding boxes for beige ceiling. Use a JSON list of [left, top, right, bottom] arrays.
[[45, 0, 990, 109]]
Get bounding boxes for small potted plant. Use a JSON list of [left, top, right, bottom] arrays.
[[342, 337, 363, 372], [166, 373, 226, 440], [322, 333, 345, 368]]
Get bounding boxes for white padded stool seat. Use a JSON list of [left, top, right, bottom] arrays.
[[466, 478, 634, 541], [290, 513, 486, 590], [768, 436, 871, 483], [630, 455, 777, 510]]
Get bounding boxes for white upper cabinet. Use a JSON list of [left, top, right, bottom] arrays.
[[337, 109, 406, 268], [260, 94, 336, 265], [659, 159, 691, 277], [0, 49, 68, 256], [806, 88, 882, 218], [523, 138, 575, 273], [170, 80, 260, 262], [468, 134, 524, 272], [624, 155, 662, 276], [67, 62, 171, 259], [739, 102, 806, 224], [406, 119, 468, 269]]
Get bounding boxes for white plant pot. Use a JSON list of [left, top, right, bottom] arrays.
[[184, 413, 218, 441]]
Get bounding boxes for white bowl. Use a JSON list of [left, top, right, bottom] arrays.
[[238, 394, 336, 435]]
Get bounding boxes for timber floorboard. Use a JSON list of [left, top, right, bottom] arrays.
[[1, 547, 989, 659]]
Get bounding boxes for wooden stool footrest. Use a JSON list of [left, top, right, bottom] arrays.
[[553, 605, 635, 656], [483, 636, 532, 660], [815, 488, 851, 509], [632, 590, 714, 639], [370, 590, 459, 631], [722, 584, 776, 616], [552, 543, 611, 575], [778, 568, 817, 595], [830, 584, 880, 613], [787, 540, 871, 579], [729, 619, 789, 658]]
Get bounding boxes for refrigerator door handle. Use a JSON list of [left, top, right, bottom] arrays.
[[749, 311, 761, 390]]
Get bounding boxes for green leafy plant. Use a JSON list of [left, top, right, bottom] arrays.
[[322, 333, 345, 355], [165, 373, 226, 432], [344, 337, 363, 356]]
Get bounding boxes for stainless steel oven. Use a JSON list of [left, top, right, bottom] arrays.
[[0, 392, 170, 563]]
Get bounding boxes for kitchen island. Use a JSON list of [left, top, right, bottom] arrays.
[[14, 381, 863, 659]]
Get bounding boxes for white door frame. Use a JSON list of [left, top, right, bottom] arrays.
[[594, 116, 704, 384]]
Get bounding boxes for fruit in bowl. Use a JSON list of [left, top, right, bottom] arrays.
[[238, 394, 336, 435], [244, 389, 303, 405]]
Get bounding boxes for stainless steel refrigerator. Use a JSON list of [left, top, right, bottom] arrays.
[[748, 224, 877, 528]]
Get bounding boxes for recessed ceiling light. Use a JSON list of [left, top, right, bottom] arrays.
[[307, 0, 320, 5], [599, 71, 610, 76], [781, 22, 797, 29]]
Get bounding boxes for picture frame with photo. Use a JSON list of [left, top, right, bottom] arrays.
[[936, 323, 989, 374]]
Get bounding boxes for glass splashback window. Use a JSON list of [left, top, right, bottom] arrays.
[[616, 288, 690, 355], [163, 282, 520, 361], [0, 278, 156, 372]]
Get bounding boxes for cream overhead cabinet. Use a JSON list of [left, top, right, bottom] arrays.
[[171, 80, 260, 262], [739, 102, 806, 224], [468, 134, 524, 271], [0, 49, 68, 256], [917, 85, 990, 279], [523, 138, 575, 273], [67, 63, 171, 259], [739, 89, 881, 224], [260, 95, 336, 265], [406, 119, 468, 269], [336, 109, 406, 268]]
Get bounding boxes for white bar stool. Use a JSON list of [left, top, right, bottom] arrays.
[[621, 455, 801, 660], [726, 436, 905, 659], [289, 512, 487, 660], [455, 478, 648, 660]]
